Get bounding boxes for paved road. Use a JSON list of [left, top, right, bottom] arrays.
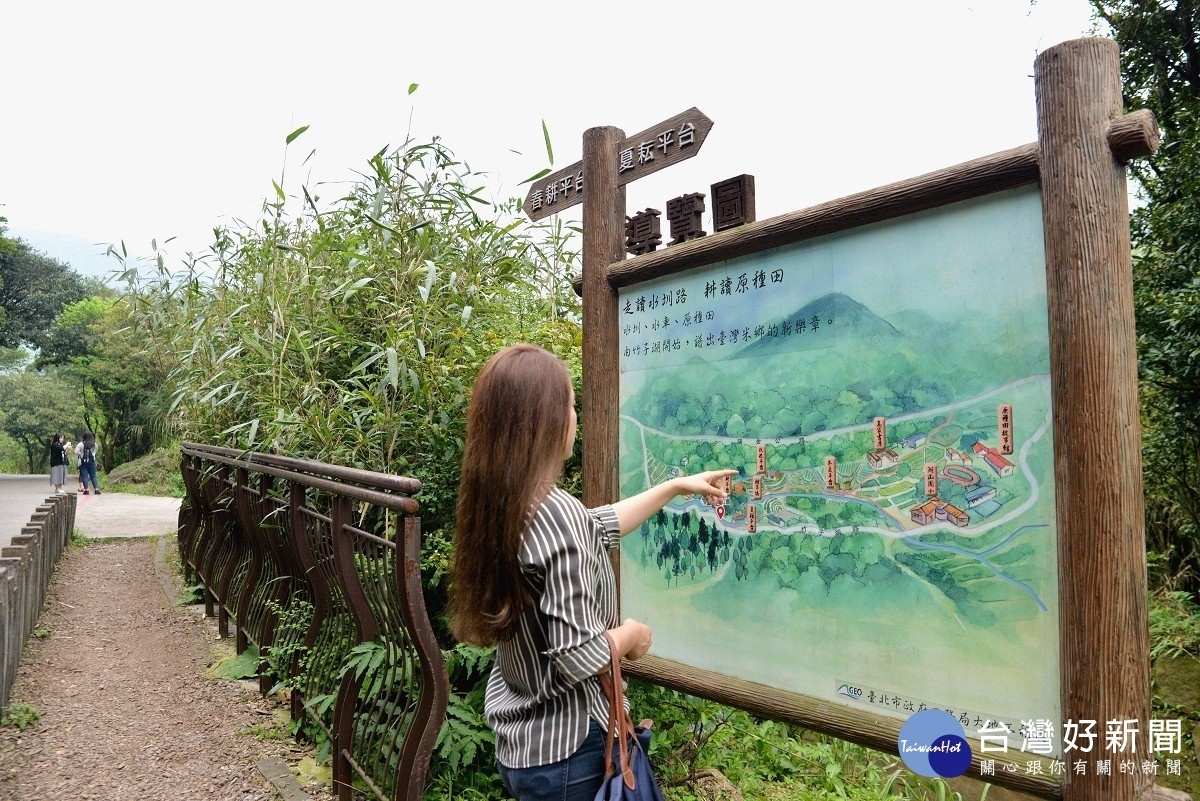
[[75, 491, 181, 539], [0, 475, 58, 550], [1, 475, 181, 548]]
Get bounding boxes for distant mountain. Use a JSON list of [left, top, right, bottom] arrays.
[[885, 307, 953, 339], [738, 291, 900, 357], [8, 228, 122, 284]]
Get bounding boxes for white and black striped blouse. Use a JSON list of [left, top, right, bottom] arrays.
[[484, 486, 621, 768]]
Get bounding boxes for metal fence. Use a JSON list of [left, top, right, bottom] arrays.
[[0, 493, 75, 715], [178, 443, 448, 801]]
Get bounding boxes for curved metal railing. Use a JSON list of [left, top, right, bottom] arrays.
[[177, 443, 447, 801]]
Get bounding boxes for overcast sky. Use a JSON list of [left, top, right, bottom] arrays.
[[2, 0, 1100, 272]]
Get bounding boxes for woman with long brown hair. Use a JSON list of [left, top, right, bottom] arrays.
[[450, 343, 734, 801]]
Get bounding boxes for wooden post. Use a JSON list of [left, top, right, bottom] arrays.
[[1035, 37, 1151, 801], [581, 126, 626, 509]]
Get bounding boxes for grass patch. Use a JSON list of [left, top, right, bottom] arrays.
[[1149, 589, 1200, 661], [1148, 588, 1200, 797], [238, 722, 286, 741], [105, 446, 184, 497]]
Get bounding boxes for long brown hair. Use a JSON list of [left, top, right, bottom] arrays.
[[449, 344, 574, 646]]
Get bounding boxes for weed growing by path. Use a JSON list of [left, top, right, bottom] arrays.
[[0, 702, 40, 730]]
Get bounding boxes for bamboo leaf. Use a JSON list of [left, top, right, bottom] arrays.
[[352, 350, 387, 374], [167, 389, 188, 416], [285, 125, 310, 145], [343, 276, 374, 301], [216, 344, 244, 363], [463, 188, 491, 206], [364, 214, 400, 236], [541, 119, 553, 165], [407, 83, 419, 95], [519, 168, 550, 186], [199, 384, 227, 404], [386, 347, 398, 388], [423, 259, 436, 298], [271, 179, 286, 201], [302, 186, 320, 214]]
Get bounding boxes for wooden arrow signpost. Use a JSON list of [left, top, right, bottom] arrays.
[[523, 108, 717, 513], [522, 107, 714, 222]]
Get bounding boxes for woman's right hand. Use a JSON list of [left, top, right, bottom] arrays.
[[610, 618, 653, 661]]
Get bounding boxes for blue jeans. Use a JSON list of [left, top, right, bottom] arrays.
[[79, 463, 99, 491], [498, 721, 653, 801], [498, 720, 608, 801]]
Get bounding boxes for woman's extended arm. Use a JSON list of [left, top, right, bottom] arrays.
[[610, 469, 737, 537]]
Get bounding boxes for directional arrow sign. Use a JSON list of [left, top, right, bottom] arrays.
[[523, 107, 714, 221]]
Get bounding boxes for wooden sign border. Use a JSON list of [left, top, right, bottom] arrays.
[[578, 38, 1159, 801]]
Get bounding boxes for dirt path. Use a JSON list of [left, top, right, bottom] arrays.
[[0, 538, 333, 801]]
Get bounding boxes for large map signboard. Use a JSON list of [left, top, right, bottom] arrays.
[[617, 185, 1060, 747]]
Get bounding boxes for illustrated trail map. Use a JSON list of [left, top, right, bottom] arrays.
[[617, 186, 1060, 747]]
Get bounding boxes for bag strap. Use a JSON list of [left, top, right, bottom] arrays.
[[597, 631, 638, 789]]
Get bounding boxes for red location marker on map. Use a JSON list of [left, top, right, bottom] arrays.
[[717, 505, 725, 520]]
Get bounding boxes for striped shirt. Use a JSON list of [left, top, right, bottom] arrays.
[[484, 486, 621, 768]]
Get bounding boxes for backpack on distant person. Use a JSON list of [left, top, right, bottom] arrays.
[[80, 445, 96, 467]]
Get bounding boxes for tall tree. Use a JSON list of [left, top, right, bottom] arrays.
[[1093, 0, 1200, 588], [0, 218, 18, 255], [38, 296, 168, 468], [0, 237, 101, 350], [0, 371, 83, 472]]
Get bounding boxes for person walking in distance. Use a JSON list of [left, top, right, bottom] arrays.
[[63, 438, 82, 494], [75, 432, 101, 495], [49, 433, 68, 495], [448, 343, 735, 801]]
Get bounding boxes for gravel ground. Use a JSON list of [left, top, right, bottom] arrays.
[[0, 538, 335, 801]]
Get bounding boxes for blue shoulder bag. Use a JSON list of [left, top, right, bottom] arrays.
[[594, 632, 664, 801]]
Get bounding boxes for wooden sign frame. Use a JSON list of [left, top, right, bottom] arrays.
[[578, 39, 1160, 801]]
